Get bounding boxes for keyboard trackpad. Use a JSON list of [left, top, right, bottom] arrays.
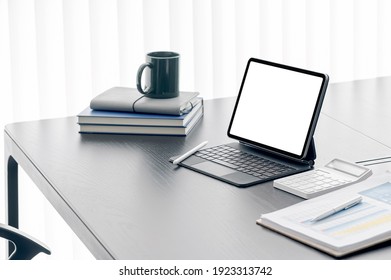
[[192, 161, 235, 176]]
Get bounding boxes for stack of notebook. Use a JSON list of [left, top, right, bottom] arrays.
[[78, 87, 203, 136]]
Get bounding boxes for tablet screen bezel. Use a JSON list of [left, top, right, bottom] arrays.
[[227, 58, 329, 161]]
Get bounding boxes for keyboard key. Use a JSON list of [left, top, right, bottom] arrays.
[[195, 145, 294, 180]]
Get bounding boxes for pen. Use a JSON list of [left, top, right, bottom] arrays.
[[173, 141, 208, 165], [311, 195, 362, 222]]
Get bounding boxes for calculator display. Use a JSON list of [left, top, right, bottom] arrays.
[[326, 159, 367, 177]]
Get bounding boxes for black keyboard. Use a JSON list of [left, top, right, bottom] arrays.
[[194, 145, 294, 180]]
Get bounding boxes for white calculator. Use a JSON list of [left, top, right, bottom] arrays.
[[273, 158, 372, 199]]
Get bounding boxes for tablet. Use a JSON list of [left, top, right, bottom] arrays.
[[227, 58, 329, 161]]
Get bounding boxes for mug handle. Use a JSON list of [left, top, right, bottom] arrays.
[[136, 63, 153, 94]]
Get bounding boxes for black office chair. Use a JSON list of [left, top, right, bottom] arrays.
[[0, 222, 51, 260]]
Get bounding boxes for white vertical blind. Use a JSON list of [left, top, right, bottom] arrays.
[[354, 0, 378, 80], [89, 0, 120, 95], [0, 0, 13, 125], [35, 0, 67, 119], [169, 0, 195, 92], [378, 0, 391, 76], [143, 0, 170, 51], [282, 0, 307, 67], [306, 0, 331, 75], [117, 0, 144, 87], [63, 0, 93, 115], [211, 0, 237, 97], [1, 0, 391, 259], [235, 0, 260, 86], [330, 0, 355, 81], [258, 0, 283, 64], [193, 0, 214, 98], [7, 0, 40, 121]]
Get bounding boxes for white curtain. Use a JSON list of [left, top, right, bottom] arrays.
[[1, 0, 391, 259]]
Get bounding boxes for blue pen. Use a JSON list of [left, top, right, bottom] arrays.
[[311, 196, 362, 222]]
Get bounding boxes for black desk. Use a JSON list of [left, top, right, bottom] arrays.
[[4, 77, 391, 259], [322, 76, 391, 147]]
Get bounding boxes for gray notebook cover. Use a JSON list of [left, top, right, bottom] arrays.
[[90, 87, 199, 115]]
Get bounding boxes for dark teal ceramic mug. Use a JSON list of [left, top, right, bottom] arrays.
[[136, 51, 180, 99]]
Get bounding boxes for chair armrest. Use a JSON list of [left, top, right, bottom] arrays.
[[0, 223, 51, 260]]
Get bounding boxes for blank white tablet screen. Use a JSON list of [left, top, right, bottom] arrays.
[[229, 61, 323, 156]]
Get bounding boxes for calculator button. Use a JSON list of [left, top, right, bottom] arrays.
[[273, 161, 372, 199]]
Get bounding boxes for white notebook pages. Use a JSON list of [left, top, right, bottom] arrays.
[[257, 172, 391, 257]]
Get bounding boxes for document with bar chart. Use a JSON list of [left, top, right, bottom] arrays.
[[257, 173, 391, 257]]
